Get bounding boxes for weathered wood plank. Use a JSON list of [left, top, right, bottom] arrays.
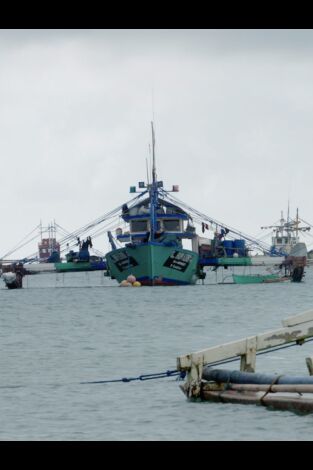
[[202, 383, 313, 393], [282, 309, 313, 327], [240, 336, 257, 372], [202, 390, 313, 412], [177, 320, 313, 371]]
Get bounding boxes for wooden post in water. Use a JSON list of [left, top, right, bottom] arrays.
[[240, 336, 257, 373]]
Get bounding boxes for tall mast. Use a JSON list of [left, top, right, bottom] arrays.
[[150, 121, 158, 241], [146, 157, 150, 186], [151, 121, 157, 184]]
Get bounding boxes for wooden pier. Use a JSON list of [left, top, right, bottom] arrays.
[[177, 309, 313, 412]]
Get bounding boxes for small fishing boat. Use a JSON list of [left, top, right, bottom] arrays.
[[24, 236, 106, 274], [6, 223, 107, 275], [232, 273, 289, 284], [54, 237, 106, 273], [261, 208, 310, 257]]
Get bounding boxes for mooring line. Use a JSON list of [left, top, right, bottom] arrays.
[[80, 369, 186, 384], [80, 337, 313, 385]]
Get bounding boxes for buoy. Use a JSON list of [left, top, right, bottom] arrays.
[[132, 281, 141, 287], [127, 274, 136, 283], [120, 280, 132, 287]]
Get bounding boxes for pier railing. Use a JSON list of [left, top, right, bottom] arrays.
[[177, 309, 313, 398]]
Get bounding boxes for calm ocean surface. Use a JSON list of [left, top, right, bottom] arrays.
[[1, 267, 313, 441]]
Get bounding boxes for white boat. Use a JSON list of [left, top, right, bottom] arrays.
[[261, 208, 310, 256]]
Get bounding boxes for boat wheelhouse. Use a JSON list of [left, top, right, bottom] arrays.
[[261, 209, 310, 257]]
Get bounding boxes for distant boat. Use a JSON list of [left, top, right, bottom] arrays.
[[261, 209, 310, 257], [38, 222, 61, 263], [24, 236, 106, 274], [54, 237, 106, 273], [232, 274, 289, 284]]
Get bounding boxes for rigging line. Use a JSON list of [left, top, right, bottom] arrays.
[[82, 215, 121, 236], [1, 224, 41, 259], [56, 209, 121, 242], [301, 232, 313, 239], [251, 231, 274, 242], [59, 217, 122, 250], [2, 232, 41, 260], [81, 339, 313, 386], [60, 215, 121, 243], [56, 192, 148, 246], [162, 191, 272, 253], [89, 249, 105, 257], [58, 222, 117, 249], [261, 218, 286, 229], [56, 213, 120, 245], [299, 218, 313, 229], [54, 223, 72, 236], [57, 219, 122, 255]]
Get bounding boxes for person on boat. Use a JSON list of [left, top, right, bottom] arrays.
[[122, 204, 129, 216], [220, 228, 230, 239], [202, 222, 209, 233]]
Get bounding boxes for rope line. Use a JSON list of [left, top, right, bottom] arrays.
[[80, 337, 313, 385], [80, 369, 186, 385]]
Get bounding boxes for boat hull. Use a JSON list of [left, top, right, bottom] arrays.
[[105, 243, 199, 286], [54, 261, 106, 273], [232, 274, 288, 284]]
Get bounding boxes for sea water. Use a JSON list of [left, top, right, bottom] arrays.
[[1, 268, 313, 441]]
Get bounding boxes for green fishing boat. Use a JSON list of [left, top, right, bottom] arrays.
[[105, 122, 200, 286]]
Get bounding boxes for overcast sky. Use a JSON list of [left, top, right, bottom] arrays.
[[1, 29, 313, 258]]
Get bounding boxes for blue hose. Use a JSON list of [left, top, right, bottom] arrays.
[[202, 368, 313, 385]]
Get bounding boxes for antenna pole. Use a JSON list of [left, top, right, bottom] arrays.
[[150, 121, 158, 241], [146, 157, 150, 186], [151, 121, 156, 183]]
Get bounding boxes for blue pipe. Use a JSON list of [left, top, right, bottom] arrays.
[[202, 368, 313, 385]]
